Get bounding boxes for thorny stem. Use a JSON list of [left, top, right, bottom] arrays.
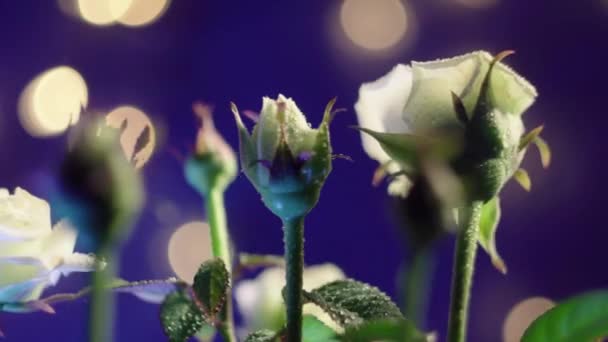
[[447, 201, 484, 342], [205, 188, 236, 342], [283, 216, 305, 342], [90, 247, 116, 342]]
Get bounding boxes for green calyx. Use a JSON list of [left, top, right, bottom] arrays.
[[453, 51, 540, 202], [232, 96, 334, 221], [185, 151, 237, 195], [185, 103, 238, 195]]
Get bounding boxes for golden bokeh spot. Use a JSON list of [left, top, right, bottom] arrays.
[[503, 297, 555, 342], [105, 105, 157, 169], [77, 0, 133, 26], [18, 66, 88, 137], [340, 0, 409, 51], [167, 221, 213, 283], [118, 0, 170, 27]]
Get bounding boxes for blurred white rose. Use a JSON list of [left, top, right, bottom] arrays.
[[235, 263, 344, 333], [355, 51, 537, 197], [0, 188, 97, 309]]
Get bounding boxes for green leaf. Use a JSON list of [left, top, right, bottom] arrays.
[[355, 128, 420, 170], [513, 168, 532, 191], [534, 136, 551, 168], [304, 279, 404, 328], [243, 316, 338, 342], [195, 323, 216, 341], [192, 258, 230, 319], [341, 319, 431, 342], [302, 315, 339, 342], [160, 291, 204, 342], [244, 330, 279, 342], [478, 197, 507, 274], [522, 290, 608, 341]]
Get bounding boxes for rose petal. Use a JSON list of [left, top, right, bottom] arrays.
[[0, 188, 52, 242], [405, 52, 488, 132], [355, 64, 412, 164]]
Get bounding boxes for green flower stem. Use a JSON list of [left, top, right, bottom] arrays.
[[90, 247, 116, 342], [447, 201, 484, 342], [204, 188, 236, 342], [283, 216, 305, 342], [402, 248, 434, 328]]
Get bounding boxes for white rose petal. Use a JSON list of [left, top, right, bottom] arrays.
[[253, 94, 318, 163], [355, 64, 412, 164], [0, 188, 52, 242], [0, 188, 98, 304], [405, 51, 537, 132]]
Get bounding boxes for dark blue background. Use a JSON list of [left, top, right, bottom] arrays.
[[1, 1, 606, 341]]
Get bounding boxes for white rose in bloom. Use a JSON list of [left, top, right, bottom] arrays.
[[235, 263, 344, 333], [355, 51, 537, 197], [0, 188, 97, 309]]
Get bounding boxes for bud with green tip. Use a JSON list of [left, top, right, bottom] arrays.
[[185, 102, 238, 195], [232, 95, 334, 221]]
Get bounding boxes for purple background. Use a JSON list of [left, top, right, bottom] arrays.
[[1, 1, 606, 341]]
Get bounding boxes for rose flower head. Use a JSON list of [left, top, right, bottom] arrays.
[[232, 95, 335, 221]]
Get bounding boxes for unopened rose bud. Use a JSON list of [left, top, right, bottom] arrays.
[[232, 95, 334, 221], [184, 102, 237, 195]]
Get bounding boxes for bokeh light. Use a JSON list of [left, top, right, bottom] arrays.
[[69, 0, 170, 27], [77, 0, 133, 26], [453, 0, 499, 9], [503, 297, 555, 342], [105, 105, 157, 169], [167, 221, 213, 282], [339, 0, 410, 51], [18, 66, 88, 137], [118, 0, 171, 27]]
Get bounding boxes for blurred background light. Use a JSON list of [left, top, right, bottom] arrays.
[[117, 0, 170, 27], [339, 0, 410, 51], [167, 221, 213, 282], [502, 297, 555, 342], [77, 0, 132, 26], [18, 66, 88, 137], [452, 0, 499, 9], [66, 0, 169, 27], [105, 105, 157, 169]]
